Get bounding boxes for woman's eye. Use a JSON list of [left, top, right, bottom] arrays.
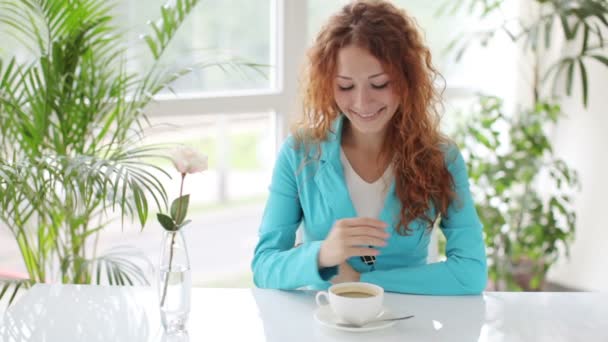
[[338, 85, 354, 91], [371, 82, 389, 89]]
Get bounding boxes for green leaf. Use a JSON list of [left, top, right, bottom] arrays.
[[1, 278, 34, 306], [581, 25, 589, 54], [455, 39, 472, 62], [544, 16, 553, 49], [559, 14, 573, 40], [481, 115, 499, 129], [157, 213, 176, 231], [595, 12, 608, 27], [142, 0, 200, 61], [132, 182, 148, 230], [143, 35, 159, 59], [565, 61, 574, 96], [470, 126, 494, 149], [170, 194, 189, 225], [442, 36, 462, 56], [596, 23, 605, 48], [570, 21, 581, 42], [433, 0, 448, 17], [177, 219, 192, 229], [578, 60, 589, 108], [89, 246, 151, 286], [590, 55, 608, 69], [177, 0, 185, 20]]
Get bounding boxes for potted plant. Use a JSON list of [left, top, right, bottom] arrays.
[[0, 0, 257, 303], [440, 0, 608, 290]]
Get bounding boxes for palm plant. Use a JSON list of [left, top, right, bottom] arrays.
[[440, 0, 607, 290], [0, 0, 259, 304]]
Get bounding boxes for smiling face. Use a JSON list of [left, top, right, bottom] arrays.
[[334, 45, 400, 137]]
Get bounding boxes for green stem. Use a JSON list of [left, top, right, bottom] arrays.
[[160, 173, 186, 306], [176, 173, 186, 224], [160, 231, 177, 306]]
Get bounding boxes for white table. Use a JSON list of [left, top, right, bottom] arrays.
[[0, 284, 606, 341]]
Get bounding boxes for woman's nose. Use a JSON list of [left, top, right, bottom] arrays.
[[353, 88, 372, 112]]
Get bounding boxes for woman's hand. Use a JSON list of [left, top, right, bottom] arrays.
[[318, 217, 388, 268], [331, 262, 360, 284]]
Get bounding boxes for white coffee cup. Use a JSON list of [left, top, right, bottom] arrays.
[[315, 282, 384, 325]]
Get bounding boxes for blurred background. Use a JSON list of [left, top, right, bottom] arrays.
[[0, 0, 606, 292]]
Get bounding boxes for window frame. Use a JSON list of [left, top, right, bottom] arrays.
[[145, 0, 308, 153]]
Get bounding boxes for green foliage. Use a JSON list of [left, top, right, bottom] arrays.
[[170, 194, 190, 225], [439, 0, 606, 290], [454, 96, 579, 290], [157, 194, 191, 231], [442, 0, 608, 107], [157, 213, 177, 231], [143, 0, 201, 59], [131, 0, 271, 93], [0, 0, 254, 302], [0, 279, 33, 307]]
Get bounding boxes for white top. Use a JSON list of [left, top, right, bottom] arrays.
[[340, 148, 392, 218], [2, 284, 607, 341]]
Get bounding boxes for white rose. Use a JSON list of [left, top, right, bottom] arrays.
[[170, 146, 208, 174]]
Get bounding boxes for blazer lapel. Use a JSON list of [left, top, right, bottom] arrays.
[[313, 115, 357, 219], [314, 160, 357, 219]]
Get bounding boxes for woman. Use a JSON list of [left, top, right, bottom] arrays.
[[251, 0, 487, 295]]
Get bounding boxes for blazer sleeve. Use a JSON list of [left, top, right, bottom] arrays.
[[360, 146, 488, 295], [251, 139, 338, 289]]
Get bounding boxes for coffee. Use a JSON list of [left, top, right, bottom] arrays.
[[336, 291, 375, 298], [316, 282, 385, 325]]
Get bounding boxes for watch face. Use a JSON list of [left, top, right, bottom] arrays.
[[360, 255, 376, 265]]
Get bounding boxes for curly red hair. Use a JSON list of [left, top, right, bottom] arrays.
[[293, 0, 456, 235]]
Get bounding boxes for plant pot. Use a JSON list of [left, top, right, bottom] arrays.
[[510, 258, 546, 291]]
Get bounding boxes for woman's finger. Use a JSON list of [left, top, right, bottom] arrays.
[[340, 217, 387, 229], [346, 236, 387, 247], [346, 226, 390, 239]]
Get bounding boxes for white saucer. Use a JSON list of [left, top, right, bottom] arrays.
[[313, 305, 397, 332]]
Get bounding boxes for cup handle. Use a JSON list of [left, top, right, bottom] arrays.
[[315, 291, 329, 307]]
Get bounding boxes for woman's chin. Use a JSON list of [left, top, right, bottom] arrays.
[[346, 114, 391, 135]]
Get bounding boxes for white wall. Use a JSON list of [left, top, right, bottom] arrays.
[[546, 54, 608, 291]]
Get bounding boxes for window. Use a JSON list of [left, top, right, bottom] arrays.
[[97, 112, 277, 287], [118, 0, 273, 94], [110, 0, 305, 288]]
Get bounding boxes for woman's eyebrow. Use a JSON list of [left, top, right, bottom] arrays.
[[336, 72, 387, 80]]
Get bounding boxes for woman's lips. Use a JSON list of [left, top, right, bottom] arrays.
[[351, 107, 385, 121]]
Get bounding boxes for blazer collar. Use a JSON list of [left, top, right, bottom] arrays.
[[313, 115, 356, 218], [318, 114, 345, 165]]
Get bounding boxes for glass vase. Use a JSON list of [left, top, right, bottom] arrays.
[[158, 229, 191, 334]]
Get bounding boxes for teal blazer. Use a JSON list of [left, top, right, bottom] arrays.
[[251, 116, 487, 295]]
